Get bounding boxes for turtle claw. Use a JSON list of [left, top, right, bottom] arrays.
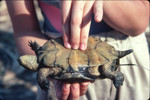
[[39, 80, 49, 92], [112, 73, 124, 88], [36, 68, 54, 92]]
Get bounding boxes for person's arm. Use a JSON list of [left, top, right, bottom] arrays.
[[61, 0, 149, 50], [103, 1, 149, 36], [6, 0, 47, 55]]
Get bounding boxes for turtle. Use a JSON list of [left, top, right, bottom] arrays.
[[18, 35, 133, 92]]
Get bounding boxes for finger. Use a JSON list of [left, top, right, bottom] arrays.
[[93, 0, 103, 22], [70, 1, 85, 49], [80, 1, 94, 50], [60, 1, 72, 49], [54, 81, 71, 100], [53, 81, 63, 99], [80, 81, 90, 96], [69, 83, 80, 100], [61, 83, 71, 100]]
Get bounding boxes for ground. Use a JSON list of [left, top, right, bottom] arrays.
[[0, 1, 149, 100]]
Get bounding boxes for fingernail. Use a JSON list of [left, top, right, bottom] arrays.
[[65, 42, 71, 49], [80, 43, 85, 50], [81, 82, 89, 87], [65, 84, 70, 89], [95, 15, 102, 22], [73, 44, 78, 49]]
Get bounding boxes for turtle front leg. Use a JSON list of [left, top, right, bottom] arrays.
[[36, 68, 55, 92]]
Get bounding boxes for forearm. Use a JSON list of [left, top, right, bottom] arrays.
[[103, 1, 149, 36], [6, 1, 48, 55], [6, 0, 41, 34], [14, 31, 47, 55]]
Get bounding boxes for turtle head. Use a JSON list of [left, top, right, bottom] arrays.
[[18, 55, 39, 71]]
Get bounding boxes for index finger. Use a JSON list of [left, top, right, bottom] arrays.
[[60, 0, 72, 49]]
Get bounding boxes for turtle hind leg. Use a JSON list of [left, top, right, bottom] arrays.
[[111, 71, 124, 88], [102, 71, 124, 88], [36, 68, 55, 92]]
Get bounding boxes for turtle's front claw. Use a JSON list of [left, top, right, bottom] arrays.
[[36, 68, 51, 92]]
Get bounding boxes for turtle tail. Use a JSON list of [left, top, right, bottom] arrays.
[[28, 40, 40, 55]]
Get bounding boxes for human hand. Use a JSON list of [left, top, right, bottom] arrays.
[[53, 80, 90, 100], [60, 1, 103, 50]]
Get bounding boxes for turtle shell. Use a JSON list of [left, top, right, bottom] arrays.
[[18, 35, 133, 90], [37, 35, 118, 72]]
